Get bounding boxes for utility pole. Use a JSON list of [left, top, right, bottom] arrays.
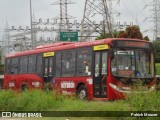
[[30, 0, 34, 49], [1, 20, 10, 64]]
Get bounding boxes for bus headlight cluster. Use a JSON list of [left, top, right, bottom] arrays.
[[109, 83, 156, 93], [148, 85, 155, 92], [109, 83, 131, 93], [109, 83, 122, 92], [121, 86, 131, 91]]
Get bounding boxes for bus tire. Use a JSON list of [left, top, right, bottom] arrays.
[[21, 84, 28, 92], [76, 85, 87, 100]]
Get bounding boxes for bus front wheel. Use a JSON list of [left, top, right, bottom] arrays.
[[76, 85, 87, 100]]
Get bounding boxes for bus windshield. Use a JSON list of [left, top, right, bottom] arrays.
[[111, 49, 154, 78]]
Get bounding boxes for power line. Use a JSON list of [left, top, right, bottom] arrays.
[[121, 0, 136, 21]]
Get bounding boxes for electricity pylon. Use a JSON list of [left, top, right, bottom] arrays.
[[52, 0, 75, 41], [80, 0, 113, 41]]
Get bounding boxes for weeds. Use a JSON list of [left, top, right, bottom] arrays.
[[0, 90, 63, 111], [126, 90, 160, 111], [156, 63, 160, 75], [0, 89, 159, 111]]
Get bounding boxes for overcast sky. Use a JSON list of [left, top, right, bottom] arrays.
[[0, 0, 154, 41]]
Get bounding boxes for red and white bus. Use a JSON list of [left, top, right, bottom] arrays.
[[3, 38, 156, 100]]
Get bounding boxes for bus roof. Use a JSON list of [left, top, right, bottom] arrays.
[[5, 38, 151, 58]]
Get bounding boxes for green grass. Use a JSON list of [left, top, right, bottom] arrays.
[[126, 91, 160, 111], [0, 90, 160, 111], [0, 90, 160, 120], [0, 90, 129, 111], [156, 63, 160, 75]]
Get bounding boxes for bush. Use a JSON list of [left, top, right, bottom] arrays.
[[126, 91, 160, 111], [0, 89, 159, 112], [156, 63, 160, 75], [0, 90, 17, 110], [153, 41, 160, 63], [0, 90, 64, 111]]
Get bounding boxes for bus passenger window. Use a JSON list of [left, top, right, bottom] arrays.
[[76, 48, 92, 76], [36, 55, 42, 74], [62, 51, 75, 77], [28, 55, 36, 73], [10, 58, 19, 74], [55, 53, 61, 77], [6, 59, 11, 74], [19, 57, 28, 73]]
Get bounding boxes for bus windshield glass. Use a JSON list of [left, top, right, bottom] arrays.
[[111, 49, 154, 78]]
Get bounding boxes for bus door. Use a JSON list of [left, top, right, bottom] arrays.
[[93, 47, 108, 98], [43, 52, 54, 87]]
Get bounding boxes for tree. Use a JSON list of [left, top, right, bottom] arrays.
[[143, 36, 150, 41], [117, 30, 128, 38], [153, 41, 160, 63], [95, 30, 119, 40], [125, 25, 143, 39], [95, 25, 147, 40], [0, 52, 4, 74], [95, 33, 110, 40]]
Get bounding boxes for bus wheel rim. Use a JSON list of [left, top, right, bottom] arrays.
[[79, 90, 86, 99]]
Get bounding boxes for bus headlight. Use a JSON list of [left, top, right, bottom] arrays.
[[122, 86, 131, 91], [109, 83, 156, 93], [109, 83, 122, 92], [148, 85, 155, 92]]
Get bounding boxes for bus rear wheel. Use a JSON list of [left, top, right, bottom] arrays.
[[21, 84, 28, 92], [76, 85, 87, 100]]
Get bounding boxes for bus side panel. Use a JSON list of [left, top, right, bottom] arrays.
[[52, 77, 93, 99], [4, 74, 43, 91]]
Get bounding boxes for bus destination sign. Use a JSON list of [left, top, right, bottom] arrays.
[[114, 40, 151, 49]]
